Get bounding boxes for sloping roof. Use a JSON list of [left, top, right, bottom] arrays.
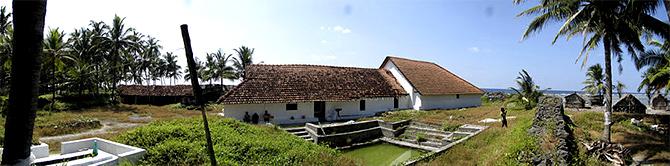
[[118, 85, 193, 96], [613, 94, 647, 114], [219, 65, 407, 104], [380, 56, 484, 95]]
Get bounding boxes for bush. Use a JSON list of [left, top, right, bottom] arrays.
[[442, 122, 461, 132], [0, 96, 7, 117], [115, 117, 354, 165]]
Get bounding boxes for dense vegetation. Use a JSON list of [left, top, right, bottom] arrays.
[[115, 117, 354, 165], [0, 6, 253, 107]]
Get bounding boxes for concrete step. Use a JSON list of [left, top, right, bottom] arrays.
[[283, 127, 306, 133], [403, 130, 449, 141], [419, 141, 443, 148], [407, 126, 449, 135], [410, 121, 442, 129], [299, 135, 311, 139], [292, 131, 309, 136]]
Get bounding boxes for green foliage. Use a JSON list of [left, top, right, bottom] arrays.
[[502, 116, 538, 165], [0, 95, 7, 117], [509, 69, 545, 110], [416, 133, 428, 143], [115, 117, 352, 165], [442, 122, 460, 132]]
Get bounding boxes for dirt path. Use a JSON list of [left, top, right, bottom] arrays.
[[39, 121, 142, 143]]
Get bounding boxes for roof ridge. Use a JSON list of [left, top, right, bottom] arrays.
[[250, 64, 378, 70], [387, 56, 436, 64]]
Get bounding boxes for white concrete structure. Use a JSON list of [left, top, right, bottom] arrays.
[[30, 138, 145, 166], [220, 56, 484, 124]]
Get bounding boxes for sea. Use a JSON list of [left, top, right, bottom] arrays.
[[482, 88, 651, 106]]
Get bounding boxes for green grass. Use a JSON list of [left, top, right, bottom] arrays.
[[114, 116, 355, 165], [343, 143, 426, 166]]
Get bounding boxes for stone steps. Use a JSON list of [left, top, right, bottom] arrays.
[[283, 127, 313, 142]]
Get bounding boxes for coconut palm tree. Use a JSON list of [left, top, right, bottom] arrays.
[[212, 49, 236, 90], [184, 57, 204, 82], [615, 81, 627, 98], [637, 40, 670, 95], [204, 53, 217, 85], [583, 64, 605, 96], [510, 69, 546, 110], [0, 27, 11, 95], [1, 0, 47, 164], [515, 0, 667, 142], [164, 52, 181, 85], [100, 15, 138, 103], [43, 28, 70, 110], [233, 46, 254, 80]]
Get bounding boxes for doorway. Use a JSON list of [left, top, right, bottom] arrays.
[[314, 101, 326, 122]]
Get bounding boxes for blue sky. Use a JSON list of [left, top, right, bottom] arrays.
[[4, 0, 669, 91]]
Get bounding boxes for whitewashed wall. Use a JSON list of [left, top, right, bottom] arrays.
[[383, 62, 418, 109], [223, 102, 318, 124], [223, 96, 409, 124], [419, 94, 481, 110]]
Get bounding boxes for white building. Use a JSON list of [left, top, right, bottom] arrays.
[[219, 56, 484, 124]]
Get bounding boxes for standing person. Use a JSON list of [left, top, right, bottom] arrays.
[[251, 113, 259, 124], [263, 110, 271, 123], [243, 112, 251, 123], [501, 107, 508, 128]]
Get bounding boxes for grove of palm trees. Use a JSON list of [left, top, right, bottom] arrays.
[[0, 6, 252, 109]]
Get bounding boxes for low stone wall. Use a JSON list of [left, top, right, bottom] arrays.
[[528, 96, 577, 165]]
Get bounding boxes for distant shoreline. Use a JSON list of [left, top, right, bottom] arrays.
[[482, 88, 646, 95]]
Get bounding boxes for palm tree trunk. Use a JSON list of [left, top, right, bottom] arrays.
[[1, 0, 47, 164], [602, 38, 613, 143], [51, 54, 55, 111]]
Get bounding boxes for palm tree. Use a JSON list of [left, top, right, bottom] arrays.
[[184, 57, 204, 82], [204, 53, 216, 85], [212, 49, 236, 90], [615, 81, 627, 98], [164, 52, 181, 85], [43, 28, 69, 111], [1, 0, 47, 164], [0, 27, 12, 95], [515, 0, 666, 142], [583, 64, 605, 96], [100, 15, 137, 103], [510, 69, 545, 110], [637, 40, 670, 95], [233, 46, 254, 80]]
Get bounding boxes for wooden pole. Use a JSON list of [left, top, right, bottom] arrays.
[[180, 24, 217, 166]]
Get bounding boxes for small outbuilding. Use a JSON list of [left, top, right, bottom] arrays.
[[651, 94, 668, 110], [564, 93, 586, 108], [613, 94, 647, 114]]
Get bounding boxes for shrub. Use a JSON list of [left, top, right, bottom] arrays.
[[115, 117, 353, 165], [442, 122, 461, 132], [0, 96, 7, 117], [416, 133, 428, 142]]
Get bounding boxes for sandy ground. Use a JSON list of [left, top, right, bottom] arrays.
[[39, 121, 142, 143]]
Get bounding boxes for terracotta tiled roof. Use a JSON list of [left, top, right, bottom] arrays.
[[380, 56, 484, 95], [118, 85, 193, 96], [219, 65, 407, 104]]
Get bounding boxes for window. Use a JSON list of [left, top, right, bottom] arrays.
[[456, 94, 460, 99], [393, 97, 398, 108], [359, 100, 366, 111], [286, 103, 298, 110]]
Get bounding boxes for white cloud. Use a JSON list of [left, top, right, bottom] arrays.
[[468, 47, 481, 53], [321, 25, 352, 34]]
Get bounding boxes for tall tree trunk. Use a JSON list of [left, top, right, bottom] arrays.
[[1, 0, 47, 164], [50, 54, 55, 111], [602, 38, 613, 143]]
